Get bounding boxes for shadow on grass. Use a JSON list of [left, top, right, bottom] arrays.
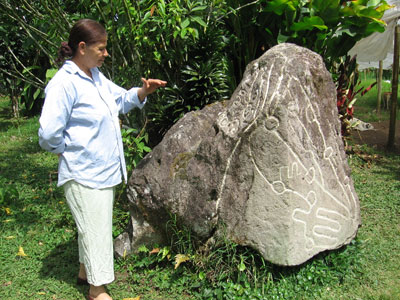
[[0, 131, 89, 297], [0, 118, 14, 133], [0, 154, 65, 237], [39, 237, 88, 297], [348, 141, 400, 181], [0, 128, 63, 217], [0, 102, 15, 133], [370, 150, 400, 181]]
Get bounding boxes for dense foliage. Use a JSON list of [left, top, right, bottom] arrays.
[[0, 0, 390, 148], [224, 0, 391, 87]]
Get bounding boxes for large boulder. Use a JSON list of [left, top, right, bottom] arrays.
[[117, 43, 361, 266]]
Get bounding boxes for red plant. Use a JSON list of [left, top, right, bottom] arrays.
[[335, 55, 376, 136]]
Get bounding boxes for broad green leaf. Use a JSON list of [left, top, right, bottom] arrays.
[[350, 0, 369, 5], [181, 18, 190, 29], [180, 27, 188, 38], [142, 11, 151, 21], [277, 32, 290, 43], [367, 0, 382, 6], [191, 16, 207, 27], [311, 0, 341, 24], [265, 0, 297, 15], [153, 51, 161, 61], [188, 28, 199, 39], [45, 68, 58, 80], [191, 5, 207, 12], [291, 16, 328, 31], [138, 245, 149, 253], [376, 3, 394, 13], [356, 7, 385, 20], [364, 22, 386, 35]]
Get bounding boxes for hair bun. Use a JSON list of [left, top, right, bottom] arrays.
[[56, 41, 74, 64], [60, 41, 73, 57]]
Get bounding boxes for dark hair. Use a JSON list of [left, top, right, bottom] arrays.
[[57, 19, 107, 63]]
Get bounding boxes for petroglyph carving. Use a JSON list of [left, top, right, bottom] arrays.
[[216, 43, 360, 265], [123, 44, 360, 266]]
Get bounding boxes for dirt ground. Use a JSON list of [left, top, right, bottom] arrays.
[[350, 120, 400, 154]]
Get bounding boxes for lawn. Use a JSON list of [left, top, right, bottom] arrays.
[[354, 71, 400, 123], [0, 96, 399, 300]]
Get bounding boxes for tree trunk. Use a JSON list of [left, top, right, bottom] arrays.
[[387, 25, 399, 150], [11, 80, 19, 119]]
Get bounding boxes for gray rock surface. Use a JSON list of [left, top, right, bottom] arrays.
[[118, 43, 361, 266]]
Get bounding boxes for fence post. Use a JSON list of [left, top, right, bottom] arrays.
[[377, 60, 383, 114]]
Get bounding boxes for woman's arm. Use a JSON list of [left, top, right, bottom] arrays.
[[38, 82, 73, 154], [109, 76, 167, 114]]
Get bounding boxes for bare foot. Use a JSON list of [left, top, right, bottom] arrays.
[[89, 285, 112, 300]]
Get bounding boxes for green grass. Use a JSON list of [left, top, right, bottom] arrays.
[[354, 73, 400, 123], [319, 145, 400, 299], [1, 96, 399, 299], [0, 97, 191, 299]]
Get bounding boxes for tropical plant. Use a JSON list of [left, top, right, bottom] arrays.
[[335, 55, 377, 137], [224, 0, 390, 86], [114, 0, 231, 145], [0, 0, 391, 145], [222, 0, 389, 139], [0, 0, 73, 116], [121, 126, 152, 175]]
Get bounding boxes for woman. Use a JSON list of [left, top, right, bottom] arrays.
[[38, 19, 166, 300]]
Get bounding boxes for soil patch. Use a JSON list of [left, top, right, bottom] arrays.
[[350, 120, 400, 154]]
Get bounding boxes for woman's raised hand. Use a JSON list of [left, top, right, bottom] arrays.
[[138, 78, 167, 101]]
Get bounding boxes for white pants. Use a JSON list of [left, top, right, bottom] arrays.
[[63, 180, 115, 286]]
